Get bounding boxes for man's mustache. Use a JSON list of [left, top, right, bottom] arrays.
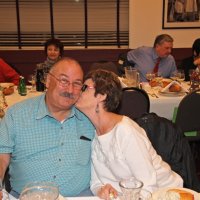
[[60, 92, 75, 99]]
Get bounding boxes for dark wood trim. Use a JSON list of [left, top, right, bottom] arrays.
[[0, 48, 192, 81]]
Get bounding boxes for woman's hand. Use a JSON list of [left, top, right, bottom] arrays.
[[97, 184, 118, 200]]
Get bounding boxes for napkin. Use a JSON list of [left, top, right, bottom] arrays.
[[160, 81, 189, 93]]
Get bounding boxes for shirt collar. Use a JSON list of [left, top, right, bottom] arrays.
[[152, 48, 160, 61], [36, 94, 83, 121]]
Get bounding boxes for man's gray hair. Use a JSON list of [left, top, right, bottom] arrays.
[[153, 34, 174, 47]]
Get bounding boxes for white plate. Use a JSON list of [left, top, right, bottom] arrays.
[[158, 90, 186, 97], [152, 187, 200, 200], [0, 82, 14, 88]]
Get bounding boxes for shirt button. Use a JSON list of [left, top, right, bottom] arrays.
[[53, 175, 56, 179], [61, 127, 63, 130], [61, 142, 64, 146], [59, 158, 61, 162]]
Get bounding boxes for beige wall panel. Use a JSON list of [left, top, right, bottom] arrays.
[[129, 0, 200, 48]]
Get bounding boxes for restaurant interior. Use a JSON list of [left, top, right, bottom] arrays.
[[0, 0, 200, 199]]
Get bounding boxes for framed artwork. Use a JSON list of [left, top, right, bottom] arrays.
[[162, 0, 200, 29]]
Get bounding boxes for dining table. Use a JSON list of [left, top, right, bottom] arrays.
[[3, 86, 42, 112], [2, 81, 190, 121], [119, 77, 190, 120], [147, 87, 187, 120]]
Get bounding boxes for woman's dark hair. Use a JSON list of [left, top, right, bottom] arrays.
[[192, 38, 200, 56], [85, 69, 122, 112], [44, 38, 64, 57]]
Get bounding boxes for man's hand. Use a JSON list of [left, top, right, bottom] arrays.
[[97, 184, 118, 200]]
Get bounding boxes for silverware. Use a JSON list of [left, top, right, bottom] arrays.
[[148, 89, 159, 98]]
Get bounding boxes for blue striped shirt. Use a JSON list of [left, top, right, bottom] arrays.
[[0, 94, 94, 196], [127, 46, 177, 82]]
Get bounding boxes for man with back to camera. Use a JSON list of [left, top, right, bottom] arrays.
[[127, 34, 177, 82], [0, 57, 95, 198]]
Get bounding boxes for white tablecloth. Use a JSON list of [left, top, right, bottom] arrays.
[[149, 93, 184, 120], [4, 83, 189, 120], [4, 86, 42, 111]]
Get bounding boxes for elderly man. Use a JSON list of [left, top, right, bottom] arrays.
[[127, 34, 177, 82], [0, 57, 94, 198]]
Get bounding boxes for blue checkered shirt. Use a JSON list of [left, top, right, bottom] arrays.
[[0, 94, 94, 196]]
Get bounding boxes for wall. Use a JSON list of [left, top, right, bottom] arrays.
[[0, 48, 191, 82], [129, 0, 200, 48]]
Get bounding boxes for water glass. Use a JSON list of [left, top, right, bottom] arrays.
[[119, 177, 143, 200], [125, 66, 140, 87], [119, 177, 151, 200], [19, 181, 59, 200]]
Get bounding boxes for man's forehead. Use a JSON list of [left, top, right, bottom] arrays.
[[160, 41, 173, 47]]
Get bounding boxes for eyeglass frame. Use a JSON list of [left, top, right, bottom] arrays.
[[81, 84, 95, 92], [48, 72, 83, 90]]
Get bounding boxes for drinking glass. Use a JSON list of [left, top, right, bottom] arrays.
[[176, 69, 185, 82], [28, 74, 36, 92], [125, 67, 140, 87], [146, 72, 156, 89], [170, 70, 185, 82], [146, 72, 156, 83], [119, 177, 152, 200], [19, 181, 59, 200]]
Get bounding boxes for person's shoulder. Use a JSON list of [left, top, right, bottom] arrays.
[[129, 46, 150, 52], [116, 116, 143, 134], [7, 94, 43, 115]]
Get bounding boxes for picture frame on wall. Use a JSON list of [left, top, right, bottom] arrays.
[[162, 0, 200, 29]]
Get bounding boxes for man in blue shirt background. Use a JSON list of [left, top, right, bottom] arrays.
[[0, 57, 94, 198], [127, 34, 177, 82]]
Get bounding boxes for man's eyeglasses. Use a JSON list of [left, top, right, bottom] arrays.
[[81, 84, 95, 92], [48, 72, 83, 90]]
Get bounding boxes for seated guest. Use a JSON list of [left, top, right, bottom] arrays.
[[180, 38, 200, 81], [0, 58, 94, 198], [0, 58, 20, 85], [36, 38, 64, 73], [76, 69, 183, 200], [127, 34, 177, 82]]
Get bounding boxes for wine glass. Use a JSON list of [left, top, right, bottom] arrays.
[[146, 72, 156, 88], [176, 69, 185, 83], [19, 181, 59, 200], [146, 72, 156, 82], [170, 70, 185, 83], [28, 74, 36, 92]]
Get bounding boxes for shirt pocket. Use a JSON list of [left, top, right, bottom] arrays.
[[76, 139, 91, 165]]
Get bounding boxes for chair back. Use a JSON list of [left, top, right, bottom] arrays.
[[116, 87, 150, 120], [175, 89, 200, 132], [136, 112, 200, 192], [89, 61, 119, 75]]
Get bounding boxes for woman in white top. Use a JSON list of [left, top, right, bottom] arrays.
[[76, 69, 183, 200]]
